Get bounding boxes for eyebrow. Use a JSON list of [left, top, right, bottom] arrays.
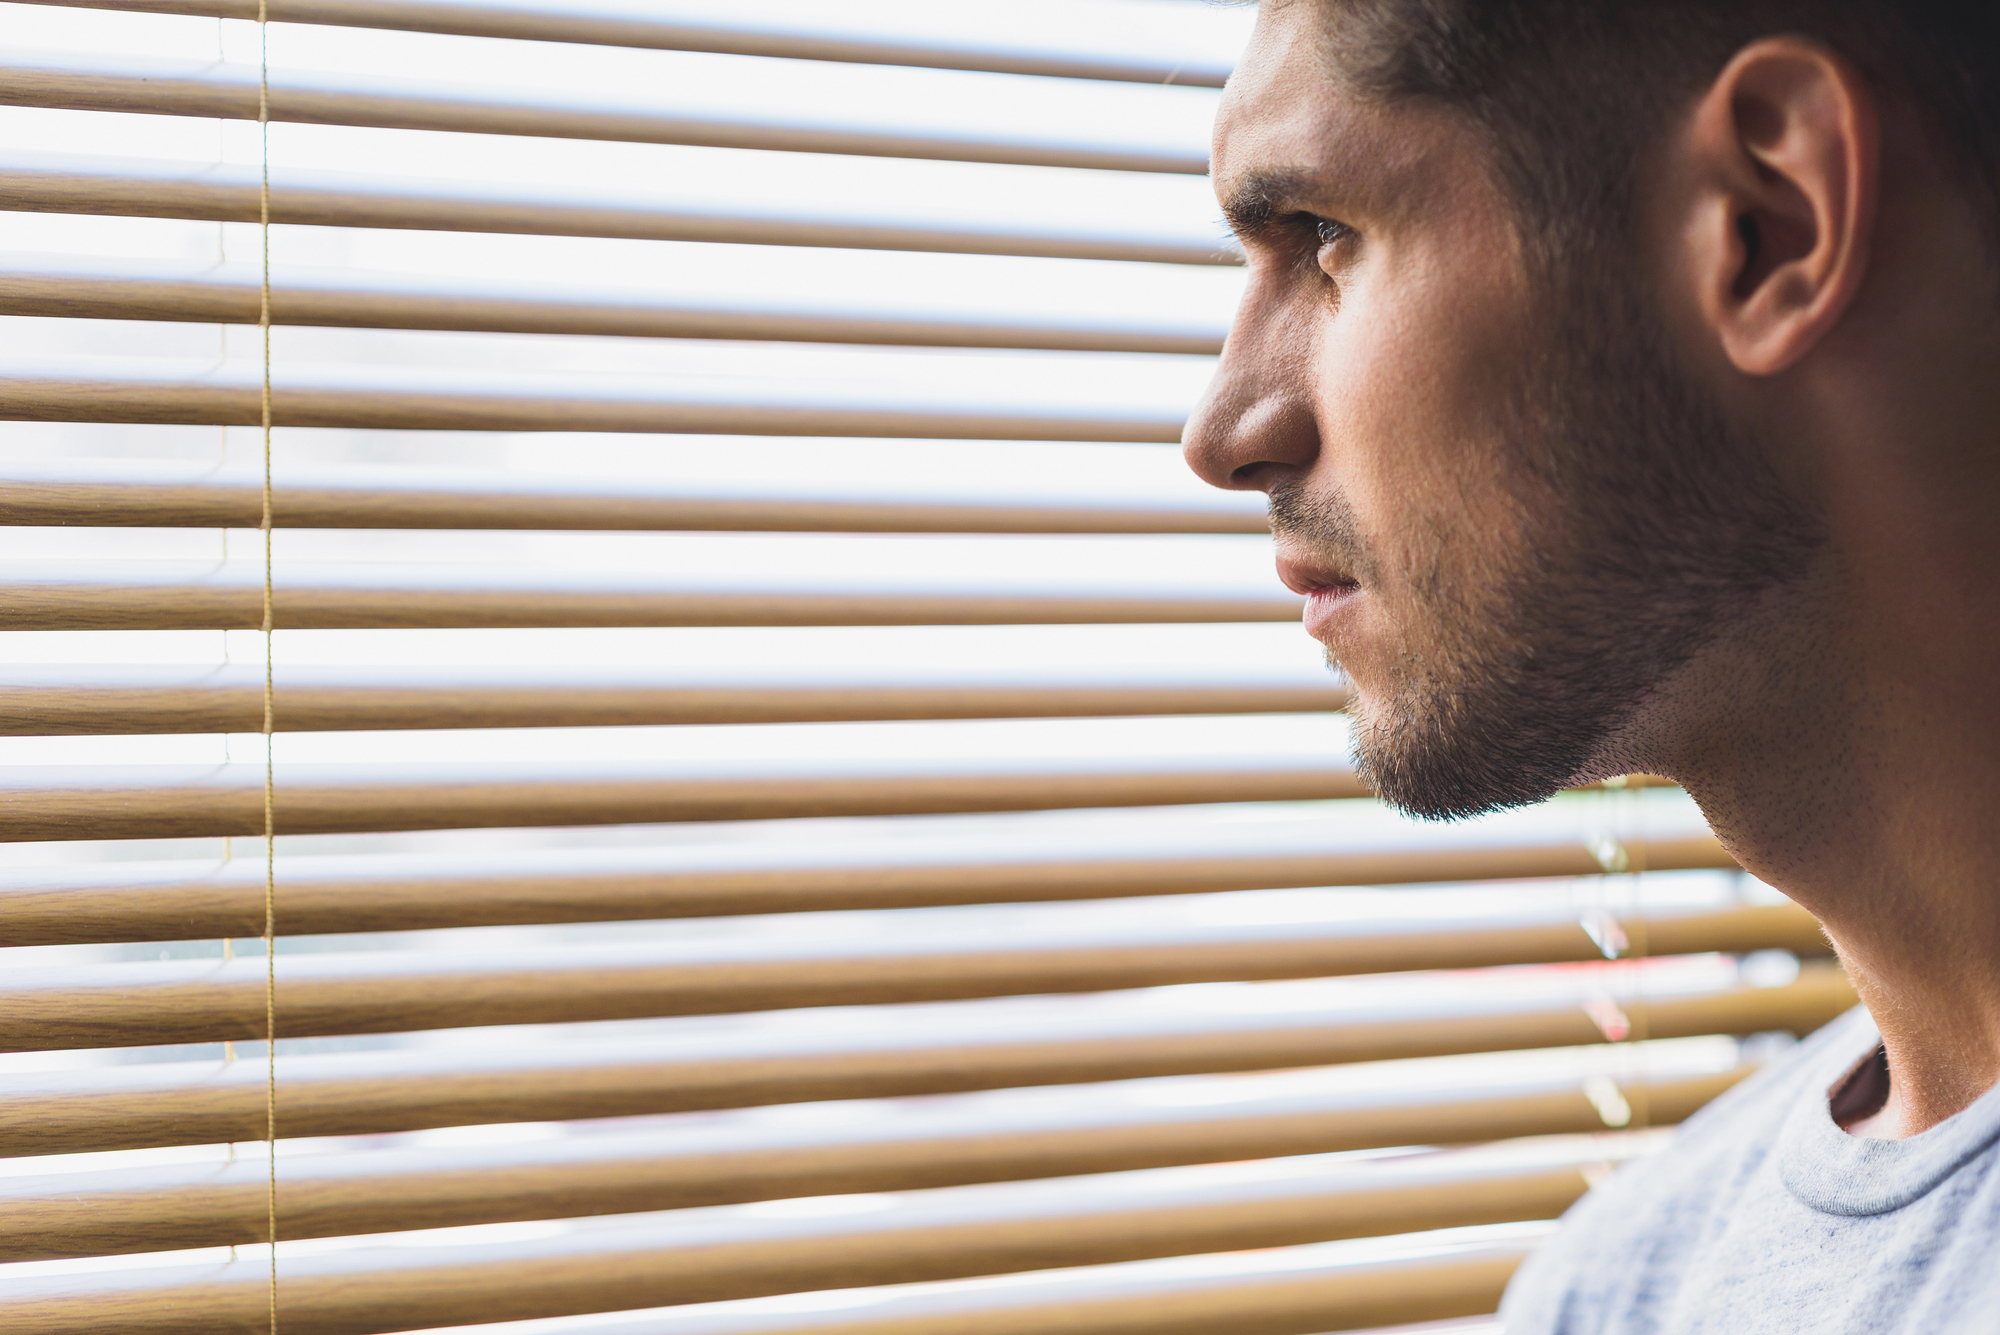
[[1219, 168, 1324, 239]]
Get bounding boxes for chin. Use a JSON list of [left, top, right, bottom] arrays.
[[1346, 677, 1600, 822]]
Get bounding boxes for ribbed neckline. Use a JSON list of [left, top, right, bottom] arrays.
[[1778, 1007, 2000, 1216]]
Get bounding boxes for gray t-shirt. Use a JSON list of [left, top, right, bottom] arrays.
[[1501, 1006, 2000, 1332]]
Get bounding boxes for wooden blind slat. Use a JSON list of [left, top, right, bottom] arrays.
[[0, 909, 1831, 1051], [7, 1238, 1524, 1335], [0, 561, 1301, 632], [0, 460, 1266, 531], [0, 663, 1342, 736], [0, 257, 1231, 353], [0, 54, 1211, 173], [396, 1250, 1520, 1335], [10, 0, 1237, 88], [0, 1136, 1595, 1266], [0, 754, 1362, 844], [511, 1249, 1520, 1335], [0, 358, 1191, 439], [0, 152, 1243, 264], [0, 828, 1742, 946], [0, 963, 1844, 1155]]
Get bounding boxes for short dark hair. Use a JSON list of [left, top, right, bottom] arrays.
[[1326, 1, 2000, 285]]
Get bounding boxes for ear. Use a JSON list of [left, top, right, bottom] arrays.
[[1680, 37, 1881, 376]]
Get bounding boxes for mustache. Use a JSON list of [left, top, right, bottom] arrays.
[[1266, 477, 1373, 583]]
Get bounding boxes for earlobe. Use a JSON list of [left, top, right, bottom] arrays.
[[1684, 39, 1880, 377]]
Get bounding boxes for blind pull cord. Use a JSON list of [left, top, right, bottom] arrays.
[[257, 2, 278, 1329]]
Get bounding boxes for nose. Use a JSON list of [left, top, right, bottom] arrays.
[[1182, 281, 1321, 493]]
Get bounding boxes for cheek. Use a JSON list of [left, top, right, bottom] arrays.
[[1309, 252, 1534, 594]]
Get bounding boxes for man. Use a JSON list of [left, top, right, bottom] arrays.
[[1183, 1, 2000, 1329]]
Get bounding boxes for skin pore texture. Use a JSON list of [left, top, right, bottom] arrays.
[[1184, 0, 2000, 1140]]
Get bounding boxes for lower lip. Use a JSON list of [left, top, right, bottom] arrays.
[[1302, 584, 1361, 639]]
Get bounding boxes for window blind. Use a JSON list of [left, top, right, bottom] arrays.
[[0, 4, 1847, 1334]]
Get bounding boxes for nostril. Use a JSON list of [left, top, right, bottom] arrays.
[[1227, 460, 1288, 492]]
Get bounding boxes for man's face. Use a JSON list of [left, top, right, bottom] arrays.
[[1185, 3, 1818, 818]]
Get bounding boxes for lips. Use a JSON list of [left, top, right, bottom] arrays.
[[1299, 582, 1361, 639], [1274, 552, 1361, 641], [1274, 552, 1353, 596]]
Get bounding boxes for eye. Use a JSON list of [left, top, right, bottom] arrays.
[[1314, 217, 1352, 247]]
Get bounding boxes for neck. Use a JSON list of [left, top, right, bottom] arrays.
[[1670, 408, 2000, 1138]]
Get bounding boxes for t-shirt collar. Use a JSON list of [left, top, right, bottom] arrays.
[[1779, 1007, 2000, 1216]]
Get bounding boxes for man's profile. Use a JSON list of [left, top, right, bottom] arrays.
[[1184, 1, 2000, 1328]]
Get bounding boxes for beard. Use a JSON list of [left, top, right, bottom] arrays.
[[1275, 273, 1825, 821]]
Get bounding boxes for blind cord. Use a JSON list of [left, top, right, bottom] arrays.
[[257, 2, 278, 1330], [1627, 785, 1652, 1133]]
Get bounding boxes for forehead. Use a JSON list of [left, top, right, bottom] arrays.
[[1216, 1, 1342, 151], [1212, 3, 1492, 223]]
